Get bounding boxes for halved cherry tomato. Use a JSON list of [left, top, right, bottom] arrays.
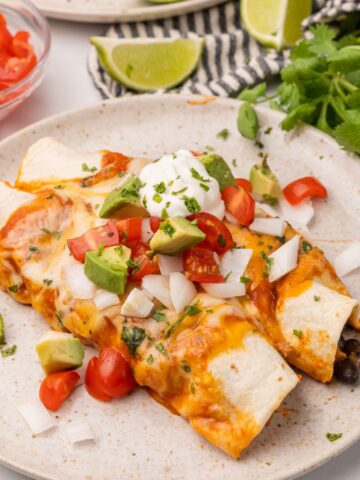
[[149, 216, 161, 233], [283, 176, 328, 206], [67, 221, 120, 263], [183, 246, 224, 283], [221, 185, 255, 226], [236, 178, 252, 193], [85, 357, 112, 402], [129, 241, 160, 281], [97, 347, 135, 398], [187, 212, 233, 255], [39, 371, 80, 412], [116, 217, 142, 244]]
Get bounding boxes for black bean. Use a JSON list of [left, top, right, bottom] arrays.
[[338, 335, 346, 351], [334, 358, 359, 385], [343, 339, 360, 356]]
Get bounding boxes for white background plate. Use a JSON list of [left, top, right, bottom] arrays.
[[0, 95, 359, 480], [32, 0, 228, 23]]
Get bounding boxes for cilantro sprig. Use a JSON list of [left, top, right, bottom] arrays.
[[237, 20, 360, 156]]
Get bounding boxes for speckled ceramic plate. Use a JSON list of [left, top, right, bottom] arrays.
[[32, 0, 228, 23], [0, 95, 359, 480]]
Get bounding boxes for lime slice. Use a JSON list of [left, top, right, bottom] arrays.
[[241, 0, 312, 50], [91, 37, 204, 92]]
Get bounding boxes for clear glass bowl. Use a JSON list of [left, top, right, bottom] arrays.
[[0, 0, 51, 122]]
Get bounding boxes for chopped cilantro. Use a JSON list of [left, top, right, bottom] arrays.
[[276, 236, 286, 244], [240, 276, 251, 283], [216, 128, 230, 140], [154, 182, 166, 194], [159, 221, 176, 238], [29, 245, 39, 254], [55, 311, 64, 329], [262, 194, 278, 206], [152, 306, 166, 322], [200, 183, 209, 192], [190, 383, 196, 394], [293, 329, 303, 339], [302, 241, 313, 253], [155, 342, 168, 358], [146, 354, 154, 365], [9, 285, 18, 293], [181, 363, 191, 373], [121, 326, 146, 357], [261, 250, 274, 277], [255, 140, 264, 149], [46, 194, 54, 200], [181, 195, 201, 214], [1, 345, 17, 357], [143, 196, 147, 209], [40, 228, 51, 235], [224, 271, 232, 282], [314, 295, 321, 302], [172, 187, 188, 196], [190, 168, 210, 183], [153, 193, 162, 203], [264, 127, 272, 135], [82, 163, 97, 173], [127, 258, 141, 274], [232, 158, 238, 168], [54, 185, 64, 190], [185, 303, 201, 316], [0, 314, 4, 346], [43, 279, 53, 287], [326, 432, 342, 442]]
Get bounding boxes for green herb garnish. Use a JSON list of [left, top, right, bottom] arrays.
[[326, 432, 343, 442], [121, 326, 146, 357], [314, 295, 321, 302], [216, 128, 230, 140], [127, 258, 141, 274], [154, 182, 166, 194], [172, 187, 188, 196], [82, 163, 97, 173], [152, 306, 166, 322], [29, 245, 39, 254], [160, 221, 176, 238], [293, 329, 303, 339], [302, 241, 313, 253], [9, 285, 18, 293], [190, 168, 210, 183], [155, 342, 168, 358], [153, 193, 162, 203], [240, 276, 251, 283], [43, 279, 53, 287], [146, 354, 154, 365], [181, 195, 201, 214], [1, 345, 17, 357]]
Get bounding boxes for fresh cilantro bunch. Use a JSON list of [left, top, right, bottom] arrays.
[[238, 18, 360, 155]]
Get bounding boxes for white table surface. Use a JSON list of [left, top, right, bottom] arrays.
[[0, 17, 359, 480]]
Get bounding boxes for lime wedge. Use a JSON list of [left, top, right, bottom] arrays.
[[241, 0, 312, 50], [91, 37, 204, 92]]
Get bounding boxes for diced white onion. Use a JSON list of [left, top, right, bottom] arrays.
[[141, 218, 153, 243], [224, 211, 239, 225], [158, 255, 183, 275], [202, 282, 246, 299], [278, 198, 314, 227], [268, 235, 300, 282], [93, 289, 120, 310], [18, 399, 56, 435], [220, 248, 253, 283], [142, 275, 173, 309], [142, 288, 154, 300], [333, 242, 360, 277], [64, 263, 96, 299], [170, 272, 197, 313], [255, 201, 278, 218], [120, 288, 154, 318], [65, 422, 95, 444], [250, 217, 286, 237]]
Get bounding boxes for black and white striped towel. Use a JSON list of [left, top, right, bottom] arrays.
[[88, 0, 360, 98]]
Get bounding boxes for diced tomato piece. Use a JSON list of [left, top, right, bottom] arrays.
[[187, 212, 233, 255], [0, 16, 12, 53], [129, 241, 160, 281], [11, 31, 33, 58], [221, 185, 255, 226], [116, 217, 142, 244], [283, 176, 328, 206], [39, 371, 80, 412], [236, 178, 253, 193], [97, 347, 135, 398], [183, 246, 224, 283], [149, 216, 161, 233], [67, 221, 120, 263], [85, 357, 112, 402]]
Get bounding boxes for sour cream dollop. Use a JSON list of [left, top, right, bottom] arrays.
[[139, 150, 225, 219]]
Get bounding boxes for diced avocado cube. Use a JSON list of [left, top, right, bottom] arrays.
[[99, 175, 147, 219], [36, 332, 85, 374], [150, 217, 205, 255], [199, 154, 236, 190], [249, 158, 282, 199], [84, 245, 131, 294]]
